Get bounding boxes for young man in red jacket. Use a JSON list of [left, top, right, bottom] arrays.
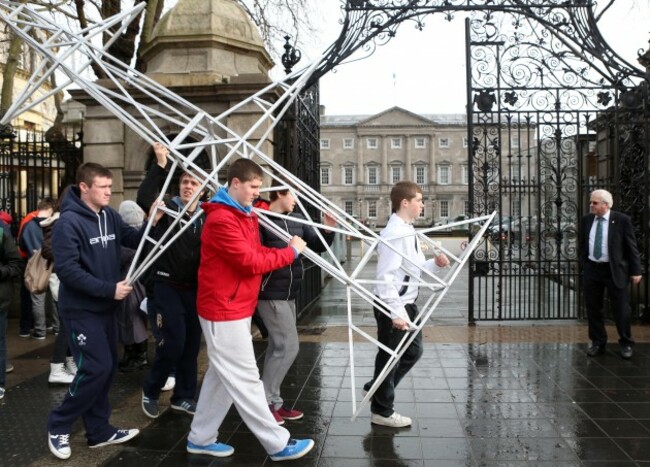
[[187, 158, 315, 461]]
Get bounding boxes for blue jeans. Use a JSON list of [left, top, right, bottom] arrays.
[[0, 307, 7, 387]]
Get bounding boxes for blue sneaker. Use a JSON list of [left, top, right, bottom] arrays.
[[48, 432, 71, 459], [89, 428, 139, 448], [270, 439, 315, 461], [171, 399, 196, 415], [142, 393, 160, 419], [187, 440, 234, 457]]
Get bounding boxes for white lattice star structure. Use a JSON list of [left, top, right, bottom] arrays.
[[0, 1, 494, 419]]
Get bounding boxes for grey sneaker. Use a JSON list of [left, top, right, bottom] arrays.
[[171, 399, 196, 415], [141, 393, 159, 419], [371, 412, 412, 427]]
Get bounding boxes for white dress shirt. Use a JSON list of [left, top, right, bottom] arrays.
[[374, 213, 442, 321], [589, 212, 610, 262]]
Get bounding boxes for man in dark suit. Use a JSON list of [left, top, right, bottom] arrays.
[[579, 189, 642, 359]]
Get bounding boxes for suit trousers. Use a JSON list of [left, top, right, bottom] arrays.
[[584, 261, 634, 348]]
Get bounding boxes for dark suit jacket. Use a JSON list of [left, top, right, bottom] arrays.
[[579, 211, 642, 289]]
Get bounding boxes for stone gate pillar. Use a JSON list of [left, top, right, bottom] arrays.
[[70, 0, 277, 205]]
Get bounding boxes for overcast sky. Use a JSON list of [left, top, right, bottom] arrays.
[[302, 2, 650, 116]]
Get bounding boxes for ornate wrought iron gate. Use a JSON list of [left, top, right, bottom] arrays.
[[465, 5, 649, 321], [274, 83, 322, 313]]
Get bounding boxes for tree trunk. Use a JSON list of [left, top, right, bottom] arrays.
[[136, 0, 164, 72], [0, 32, 23, 119]]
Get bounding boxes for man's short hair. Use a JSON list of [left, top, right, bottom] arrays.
[[227, 158, 264, 185], [76, 162, 113, 187], [37, 197, 54, 211], [591, 189, 614, 209], [390, 181, 422, 213], [269, 177, 292, 202]]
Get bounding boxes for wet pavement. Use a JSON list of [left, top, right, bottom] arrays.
[[2, 250, 650, 466]]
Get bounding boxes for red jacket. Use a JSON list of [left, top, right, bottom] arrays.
[[197, 201, 296, 321]]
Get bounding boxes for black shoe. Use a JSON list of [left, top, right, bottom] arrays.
[[586, 344, 605, 357], [118, 345, 135, 370], [621, 346, 633, 360], [120, 353, 147, 372]]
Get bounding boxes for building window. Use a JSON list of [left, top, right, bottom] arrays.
[[320, 167, 331, 185], [368, 201, 377, 218], [366, 138, 378, 149], [391, 137, 402, 149], [391, 166, 402, 184], [414, 137, 426, 149], [461, 166, 469, 185], [320, 139, 330, 150], [367, 166, 378, 185], [415, 166, 427, 185], [463, 137, 469, 148], [343, 138, 354, 149], [439, 200, 449, 218], [343, 167, 355, 185], [509, 164, 523, 182], [463, 200, 470, 216], [439, 137, 450, 148], [437, 165, 451, 185], [344, 200, 354, 216], [511, 135, 519, 148], [512, 199, 521, 217], [419, 205, 425, 218], [17, 43, 32, 72]]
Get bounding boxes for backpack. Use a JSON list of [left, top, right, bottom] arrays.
[[24, 249, 53, 294], [17, 211, 38, 259]]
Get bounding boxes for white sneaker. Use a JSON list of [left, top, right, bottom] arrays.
[[65, 357, 78, 376], [48, 363, 74, 384], [161, 376, 175, 392], [371, 412, 412, 427]]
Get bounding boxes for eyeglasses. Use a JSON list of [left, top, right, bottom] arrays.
[[589, 201, 603, 205]]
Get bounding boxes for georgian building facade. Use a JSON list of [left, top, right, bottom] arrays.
[[320, 106, 470, 229]]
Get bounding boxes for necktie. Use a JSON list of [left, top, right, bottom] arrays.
[[594, 217, 603, 259]]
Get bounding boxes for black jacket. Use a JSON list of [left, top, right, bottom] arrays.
[[0, 221, 23, 310], [258, 213, 334, 300], [137, 164, 204, 287], [579, 211, 642, 289]]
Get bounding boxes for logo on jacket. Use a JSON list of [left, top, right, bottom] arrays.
[[89, 234, 116, 245], [77, 333, 87, 346]]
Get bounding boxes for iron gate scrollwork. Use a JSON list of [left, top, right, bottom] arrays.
[[466, 4, 649, 321]]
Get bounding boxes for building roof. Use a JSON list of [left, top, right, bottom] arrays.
[[321, 106, 467, 127]]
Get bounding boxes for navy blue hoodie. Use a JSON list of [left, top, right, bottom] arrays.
[[52, 186, 143, 313]]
